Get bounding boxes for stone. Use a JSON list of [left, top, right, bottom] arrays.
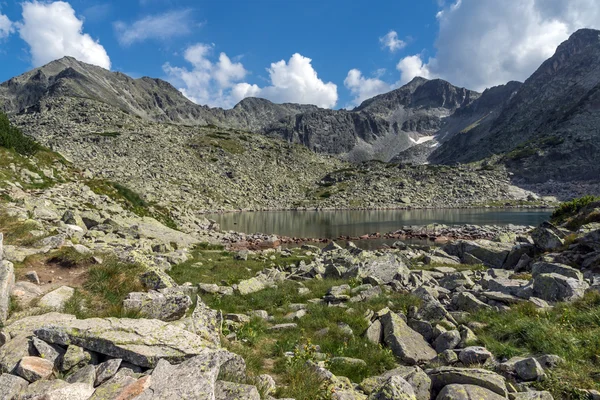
[[458, 346, 493, 365], [255, 374, 276, 396], [61, 345, 93, 372], [439, 273, 474, 291], [33, 382, 95, 399], [123, 291, 192, 322], [511, 391, 554, 399], [0, 335, 34, 373], [32, 336, 64, 366], [11, 281, 44, 308], [531, 225, 564, 251], [132, 349, 245, 399], [89, 370, 138, 400], [436, 384, 505, 400], [236, 277, 267, 295], [322, 241, 343, 252], [428, 367, 507, 397], [215, 380, 261, 400], [0, 373, 29, 400], [365, 320, 383, 344], [531, 262, 583, 281], [368, 375, 416, 400], [435, 349, 458, 366], [18, 380, 70, 399], [535, 354, 564, 369], [514, 357, 545, 381], [532, 273, 589, 302], [25, 271, 40, 285], [453, 292, 491, 312], [434, 330, 461, 353], [268, 323, 297, 332], [16, 356, 55, 382], [331, 357, 368, 368], [38, 286, 75, 311], [350, 254, 411, 284], [66, 364, 96, 386], [0, 260, 15, 323], [172, 296, 221, 347], [139, 267, 177, 290], [95, 358, 122, 386], [380, 310, 436, 365], [35, 317, 218, 368], [360, 366, 431, 400]]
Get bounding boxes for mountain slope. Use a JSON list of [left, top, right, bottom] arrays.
[[430, 29, 600, 183], [0, 57, 480, 162]]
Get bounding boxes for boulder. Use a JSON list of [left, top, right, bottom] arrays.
[[35, 317, 218, 368], [236, 277, 267, 295], [458, 346, 493, 365], [511, 391, 554, 399], [434, 330, 461, 353], [428, 367, 507, 397], [66, 364, 96, 386], [139, 267, 177, 290], [368, 375, 416, 400], [361, 366, 431, 400], [365, 320, 383, 344], [0, 259, 15, 323], [531, 262, 583, 281], [380, 311, 436, 365], [215, 380, 261, 400], [16, 356, 54, 382], [31, 382, 95, 400], [436, 384, 505, 400], [89, 370, 139, 400], [452, 292, 491, 313], [38, 286, 75, 311], [531, 224, 564, 251], [0, 373, 29, 399], [349, 254, 411, 284], [132, 349, 246, 399], [95, 358, 122, 386], [31, 336, 64, 367], [514, 357, 545, 382], [171, 296, 221, 347], [123, 291, 192, 321], [532, 273, 589, 302], [61, 345, 94, 372]]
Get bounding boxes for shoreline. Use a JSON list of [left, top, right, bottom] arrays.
[[201, 203, 556, 215]]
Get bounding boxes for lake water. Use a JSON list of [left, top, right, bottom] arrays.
[[209, 208, 552, 240]]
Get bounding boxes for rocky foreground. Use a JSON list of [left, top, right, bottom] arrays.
[[1, 159, 600, 399]]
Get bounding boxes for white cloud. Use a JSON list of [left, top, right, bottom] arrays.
[[0, 12, 14, 39], [257, 54, 338, 108], [397, 0, 600, 91], [379, 31, 406, 52], [114, 10, 194, 46], [344, 69, 391, 107], [19, 1, 111, 69], [165, 49, 338, 109], [396, 55, 434, 85]]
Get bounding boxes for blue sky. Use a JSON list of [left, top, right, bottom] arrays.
[[0, 0, 599, 109]]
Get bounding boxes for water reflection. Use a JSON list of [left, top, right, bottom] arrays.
[[209, 209, 551, 239]]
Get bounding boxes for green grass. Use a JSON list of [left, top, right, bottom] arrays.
[[168, 247, 310, 286], [469, 292, 600, 399], [0, 112, 41, 156], [62, 256, 145, 318], [0, 209, 42, 246], [47, 247, 96, 268], [86, 179, 177, 229]]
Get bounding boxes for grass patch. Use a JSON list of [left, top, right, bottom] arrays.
[[469, 292, 600, 399], [47, 247, 95, 268], [168, 247, 310, 286], [0, 209, 42, 246], [551, 196, 600, 230], [63, 256, 145, 318], [193, 134, 246, 155]]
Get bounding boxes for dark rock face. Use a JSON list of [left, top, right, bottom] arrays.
[[430, 29, 600, 183]]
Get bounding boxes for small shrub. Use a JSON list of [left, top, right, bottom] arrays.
[[551, 196, 599, 222]]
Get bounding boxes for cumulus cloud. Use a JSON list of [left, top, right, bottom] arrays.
[[344, 69, 391, 107], [397, 0, 600, 91], [19, 1, 111, 69], [114, 10, 194, 46], [0, 12, 13, 39], [165, 49, 338, 109], [379, 31, 406, 52]]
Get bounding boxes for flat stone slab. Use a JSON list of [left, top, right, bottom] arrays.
[[34, 317, 218, 368]]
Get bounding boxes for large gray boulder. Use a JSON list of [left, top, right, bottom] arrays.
[[428, 367, 507, 397], [0, 259, 15, 323], [215, 380, 261, 400], [444, 240, 512, 268], [380, 311, 436, 365], [133, 349, 246, 399], [171, 296, 221, 347], [361, 366, 431, 400], [38, 286, 75, 311], [368, 375, 416, 400], [34, 317, 219, 368], [532, 273, 589, 302], [123, 291, 192, 321], [0, 373, 29, 399], [436, 384, 505, 399], [531, 224, 564, 251], [531, 262, 583, 281], [348, 254, 411, 284]]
